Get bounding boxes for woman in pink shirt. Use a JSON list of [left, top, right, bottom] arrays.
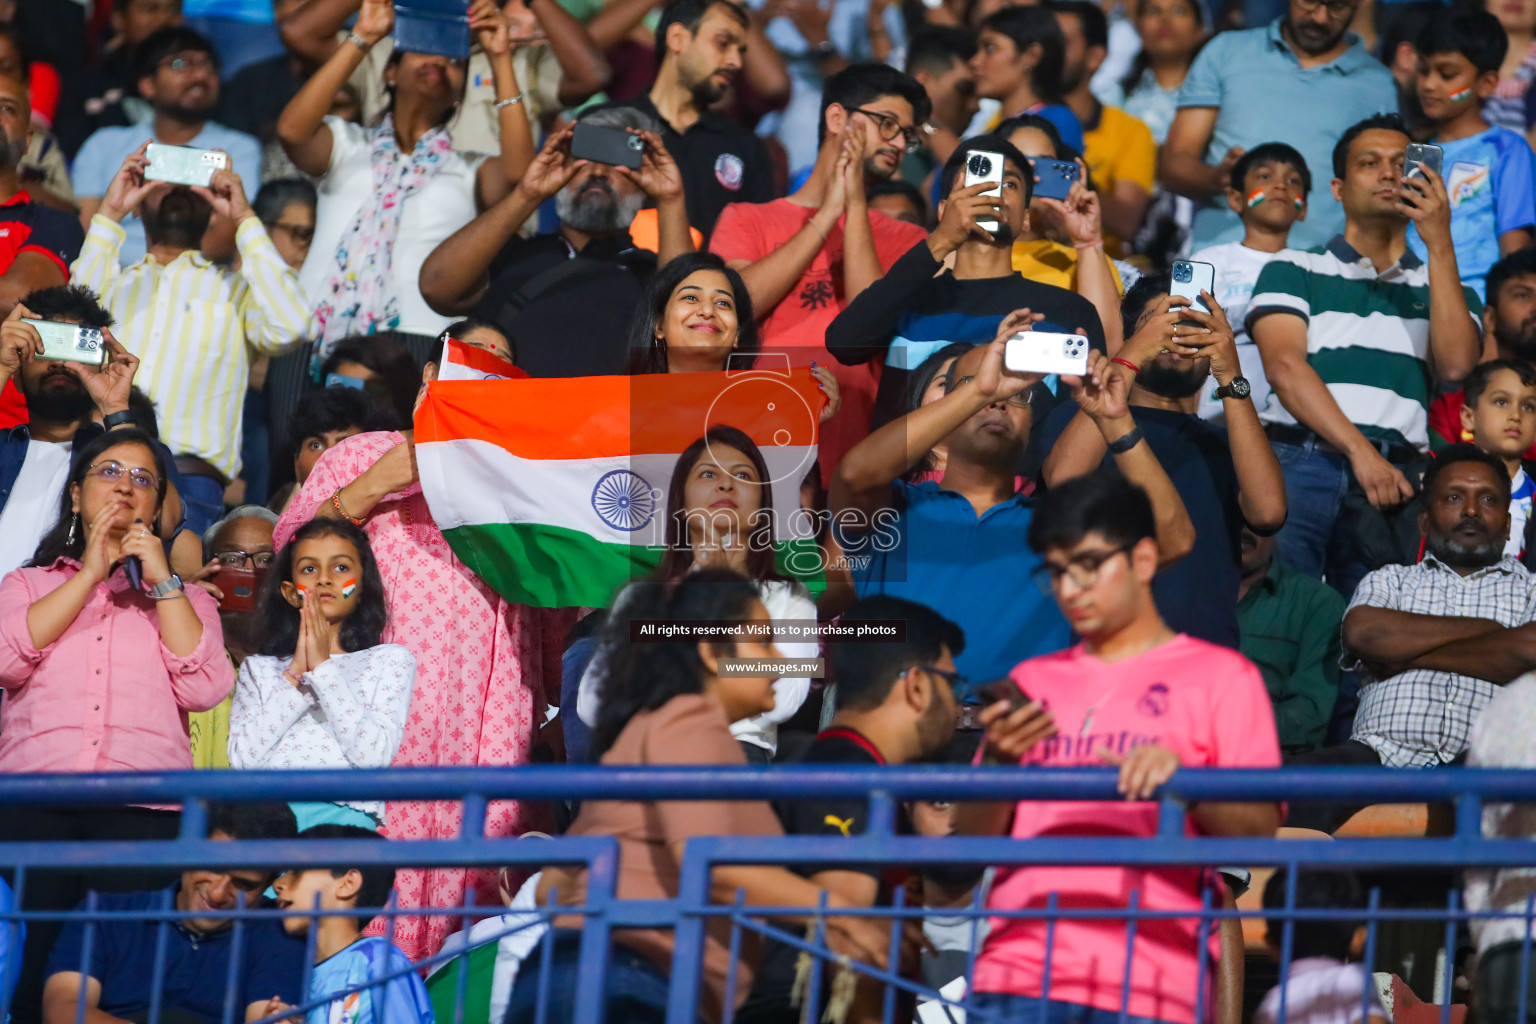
[[0, 427, 234, 1015]]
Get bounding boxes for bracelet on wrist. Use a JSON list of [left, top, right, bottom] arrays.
[[331, 487, 365, 526], [102, 410, 137, 430], [345, 31, 373, 51], [495, 94, 524, 109], [806, 217, 829, 243], [1106, 424, 1145, 455], [1110, 357, 1141, 376]]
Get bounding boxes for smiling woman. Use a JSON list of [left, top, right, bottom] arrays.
[[628, 250, 760, 374]]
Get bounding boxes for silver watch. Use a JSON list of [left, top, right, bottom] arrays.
[[148, 574, 184, 599]]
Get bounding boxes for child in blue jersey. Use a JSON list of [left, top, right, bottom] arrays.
[[1409, 8, 1536, 300], [1459, 359, 1536, 560], [266, 826, 434, 1024]]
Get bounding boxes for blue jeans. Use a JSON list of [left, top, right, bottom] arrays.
[[504, 929, 681, 1024], [968, 993, 1174, 1024], [177, 472, 226, 541]]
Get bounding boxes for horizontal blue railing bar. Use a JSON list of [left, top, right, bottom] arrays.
[[3, 764, 1536, 805]]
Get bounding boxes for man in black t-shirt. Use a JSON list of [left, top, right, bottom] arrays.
[[1033, 273, 1288, 647], [738, 596, 1057, 1024]]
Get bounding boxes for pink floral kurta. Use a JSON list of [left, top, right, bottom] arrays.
[[275, 430, 571, 960]]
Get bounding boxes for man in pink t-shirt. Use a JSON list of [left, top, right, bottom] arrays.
[[968, 468, 1284, 1024], [709, 63, 930, 482]]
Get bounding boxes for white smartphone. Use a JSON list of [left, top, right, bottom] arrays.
[[963, 149, 1005, 235], [143, 143, 229, 188], [1005, 331, 1090, 376], [1170, 259, 1216, 326], [25, 319, 107, 367]]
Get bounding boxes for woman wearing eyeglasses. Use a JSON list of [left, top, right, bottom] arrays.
[[0, 428, 235, 1009]]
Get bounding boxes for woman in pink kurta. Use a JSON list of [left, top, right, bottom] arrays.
[[275, 428, 570, 960]]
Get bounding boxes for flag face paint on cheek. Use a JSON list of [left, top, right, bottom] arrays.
[[1246, 189, 1266, 209], [340, 579, 358, 599], [1449, 86, 1473, 103], [1293, 197, 1304, 212]]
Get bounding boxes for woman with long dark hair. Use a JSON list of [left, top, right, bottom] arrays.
[[1103, 0, 1206, 146], [0, 428, 234, 1009], [627, 252, 762, 375], [511, 572, 891, 1024], [577, 427, 818, 762]]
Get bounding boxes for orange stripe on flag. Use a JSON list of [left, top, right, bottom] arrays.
[[441, 337, 527, 381], [415, 368, 827, 460]]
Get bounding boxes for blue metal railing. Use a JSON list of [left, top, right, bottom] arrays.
[[1, 766, 1534, 1024]]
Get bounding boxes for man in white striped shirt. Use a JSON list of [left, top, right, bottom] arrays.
[[70, 142, 311, 536]]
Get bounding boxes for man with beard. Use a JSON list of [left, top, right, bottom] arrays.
[[831, 313, 1194, 689], [1430, 248, 1536, 454], [1052, 1, 1154, 256], [0, 286, 144, 576], [72, 26, 261, 267], [1286, 446, 1536, 829], [1037, 272, 1287, 648], [418, 109, 691, 378], [712, 63, 931, 482], [828, 137, 1104, 428], [1160, 0, 1396, 252], [71, 146, 309, 537], [601, 0, 772, 240]]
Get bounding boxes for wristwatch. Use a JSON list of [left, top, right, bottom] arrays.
[[148, 574, 184, 599], [1215, 376, 1252, 401], [102, 410, 136, 430]]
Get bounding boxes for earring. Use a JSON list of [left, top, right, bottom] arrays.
[[67, 513, 78, 546]]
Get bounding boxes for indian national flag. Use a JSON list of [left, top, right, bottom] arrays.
[[415, 368, 826, 608]]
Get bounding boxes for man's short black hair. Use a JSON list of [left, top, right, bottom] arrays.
[[1463, 358, 1536, 408], [818, 63, 932, 146], [1423, 443, 1513, 505], [867, 179, 928, 222], [283, 386, 402, 465], [829, 596, 965, 712], [1028, 468, 1156, 553], [1053, 0, 1108, 50], [207, 802, 298, 841], [1230, 142, 1312, 197], [939, 135, 1034, 204], [1486, 246, 1536, 306], [654, 0, 749, 66], [136, 25, 217, 82], [21, 285, 113, 329], [1377, 1, 1440, 71], [905, 26, 978, 77], [1417, 8, 1507, 76], [1121, 271, 1170, 341], [296, 825, 396, 911], [1332, 113, 1408, 180], [980, 6, 1066, 103], [1262, 869, 1363, 961]]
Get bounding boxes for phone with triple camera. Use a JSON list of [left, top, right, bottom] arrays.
[[1030, 157, 1080, 202], [143, 143, 229, 188], [211, 565, 265, 613], [963, 149, 1005, 235], [25, 319, 107, 367], [1004, 330, 1090, 376], [1404, 142, 1443, 181], [394, 0, 472, 60], [570, 122, 645, 170], [1170, 259, 1216, 327]]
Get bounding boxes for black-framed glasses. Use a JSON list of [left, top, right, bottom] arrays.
[[850, 107, 922, 153], [1293, 0, 1356, 16], [914, 664, 966, 691], [1030, 543, 1136, 595], [85, 460, 158, 492], [271, 222, 315, 244], [948, 374, 1033, 409], [159, 53, 217, 73], [215, 549, 276, 569]]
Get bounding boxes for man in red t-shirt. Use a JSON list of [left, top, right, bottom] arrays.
[[710, 63, 931, 481], [1430, 248, 1536, 457], [0, 74, 87, 428]]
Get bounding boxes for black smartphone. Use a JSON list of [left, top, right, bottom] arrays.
[[979, 678, 1032, 711], [393, 0, 471, 61], [1030, 157, 1080, 202], [570, 122, 645, 170]]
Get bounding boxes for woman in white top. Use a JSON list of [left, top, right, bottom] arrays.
[[229, 517, 414, 830], [578, 426, 821, 761], [276, 0, 536, 361]]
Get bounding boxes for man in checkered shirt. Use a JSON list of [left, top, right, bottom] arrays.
[[1288, 445, 1536, 832]]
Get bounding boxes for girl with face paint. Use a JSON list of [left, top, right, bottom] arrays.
[[228, 518, 415, 832]]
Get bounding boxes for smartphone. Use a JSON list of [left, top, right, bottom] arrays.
[[963, 149, 1005, 235], [394, 0, 471, 60], [1004, 330, 1090, 376], [1170, 259, 1216, 327], [1030, 157, 1080, 202], [211, 565, 265, 613], [26, 319, 107, 367], [143, 143, 228, 188], [570, 122, 645, 170], [979, 678, 1032, 711], [1404, 142, 1443, 181]]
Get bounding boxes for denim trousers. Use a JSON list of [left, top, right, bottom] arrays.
[[968, 992, 1174, 1024]]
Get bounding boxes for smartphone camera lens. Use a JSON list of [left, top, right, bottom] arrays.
[[967, 154, 991, 178], [1174, 264, 1191, 282], [627, 135, 644, 151]]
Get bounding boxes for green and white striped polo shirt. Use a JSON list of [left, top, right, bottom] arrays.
[[1247, 236, 1484, 450]]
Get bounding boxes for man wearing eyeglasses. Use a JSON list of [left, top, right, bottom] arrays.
[[71, 26, 262, 268], [38, 803, 307, 1024], [709, 62, 932, 485], [1160, 0, 1396, 253]]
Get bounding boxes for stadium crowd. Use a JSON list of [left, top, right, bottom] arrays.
[[0, 0, 1535, 1017]]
